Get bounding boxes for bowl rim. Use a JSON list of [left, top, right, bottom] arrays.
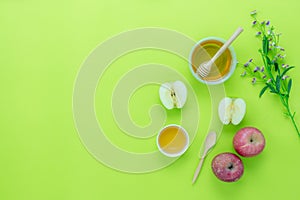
[[188, 36, 237, 85]]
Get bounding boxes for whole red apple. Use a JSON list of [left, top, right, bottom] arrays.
[[211, 153, 244, 182], [233, 127, 265, 157]]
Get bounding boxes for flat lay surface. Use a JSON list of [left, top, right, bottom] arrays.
[[1, 0, 300, 199]]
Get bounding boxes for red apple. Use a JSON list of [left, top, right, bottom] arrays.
[[211, 153, 244, 182], [233, 127, 265, 157]]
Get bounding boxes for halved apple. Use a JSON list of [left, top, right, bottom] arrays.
[[218, 97, 246, 125], [159, 81, 187, 110]]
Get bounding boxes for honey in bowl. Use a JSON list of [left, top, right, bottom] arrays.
[[191, 39, 233, 82], [157, 125, 189, 156]]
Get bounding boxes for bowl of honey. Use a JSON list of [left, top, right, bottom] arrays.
[[156, 124, 189, 157], [189, 37, 237, 85]]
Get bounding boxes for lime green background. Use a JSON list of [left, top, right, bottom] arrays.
[[1, 0, 300, 199]]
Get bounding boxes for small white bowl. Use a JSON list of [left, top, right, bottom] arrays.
[[156, 124, 189, 157], [189, 37, 237, 85]]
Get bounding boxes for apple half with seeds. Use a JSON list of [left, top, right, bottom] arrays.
[[218, 97, 246, 125], [159, 81, 187, 110]]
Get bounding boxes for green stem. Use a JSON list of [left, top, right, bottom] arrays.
[[259, 50, 275, 83], [279, 95, 300, 136]]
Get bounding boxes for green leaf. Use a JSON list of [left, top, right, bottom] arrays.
[[259, 85, 269, 98], [266, 83, 277, 94], [281, 66, 295, 78], [288, 79, 292, 94], [263, 35, 269, 55], [274, 62, 279, 72], [276, 75, 281, 92], [266, 56, 272, 65]]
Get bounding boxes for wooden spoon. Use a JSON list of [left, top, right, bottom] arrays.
[[192, 131, 217, 184]]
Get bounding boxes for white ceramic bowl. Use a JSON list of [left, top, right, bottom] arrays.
[[156, 124, 189, 157], [189, 37, 237, 85]]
